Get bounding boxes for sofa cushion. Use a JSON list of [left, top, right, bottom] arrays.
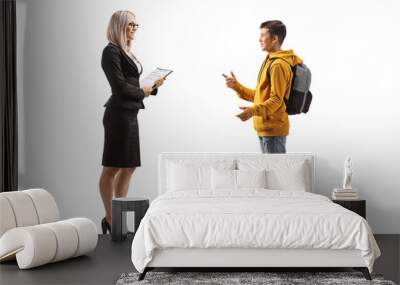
[[0, 218, 97, 269]]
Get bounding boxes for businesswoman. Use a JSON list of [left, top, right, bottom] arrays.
[[99, 10, 164, 234]]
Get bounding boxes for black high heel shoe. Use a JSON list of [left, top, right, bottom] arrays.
[[101, 217, 111, 234]]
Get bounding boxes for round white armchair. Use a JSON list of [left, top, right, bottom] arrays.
[[0, 189, 98, 269]]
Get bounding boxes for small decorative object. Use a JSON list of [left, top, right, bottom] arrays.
[[332, 156, 358, 200], [342, 156, 353, 190]]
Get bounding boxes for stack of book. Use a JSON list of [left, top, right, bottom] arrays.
[[332, 188, 359, 200]]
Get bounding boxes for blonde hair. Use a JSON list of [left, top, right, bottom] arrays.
[[107, 10, 135, 53]]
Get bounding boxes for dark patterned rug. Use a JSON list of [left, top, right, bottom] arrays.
[[116, 271, 396, 285]]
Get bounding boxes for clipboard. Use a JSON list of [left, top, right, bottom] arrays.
[[140, 68, 173, 89]]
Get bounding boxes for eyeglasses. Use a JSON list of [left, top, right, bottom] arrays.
[[128, 22, 139, 30]]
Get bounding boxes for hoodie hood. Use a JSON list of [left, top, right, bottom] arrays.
[[268, 49, 303, 65]]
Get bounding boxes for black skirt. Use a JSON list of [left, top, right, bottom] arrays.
[[102, 107, 141, 167]]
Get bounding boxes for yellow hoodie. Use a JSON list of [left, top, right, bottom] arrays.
[[235, 50, 303, 137]]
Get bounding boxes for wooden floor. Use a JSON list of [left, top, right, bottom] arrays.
[[0, 234, 398, 285]]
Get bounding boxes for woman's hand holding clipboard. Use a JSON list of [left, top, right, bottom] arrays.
[[140, 67, 173, 92]]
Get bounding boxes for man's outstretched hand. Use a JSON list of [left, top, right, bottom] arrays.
[[224, 72, 252, 121], [223, 71, 239, 90], [236, 106, 253, 121]]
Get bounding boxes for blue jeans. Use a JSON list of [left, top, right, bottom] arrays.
[[259, 136, 287, 153]]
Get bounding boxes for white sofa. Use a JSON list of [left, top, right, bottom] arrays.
[[0, 188, 98, 269]]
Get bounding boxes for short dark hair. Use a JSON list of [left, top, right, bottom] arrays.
[[260, 20, 286, 45]]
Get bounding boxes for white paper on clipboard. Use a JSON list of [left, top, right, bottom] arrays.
[[140, 68, 173, 88]]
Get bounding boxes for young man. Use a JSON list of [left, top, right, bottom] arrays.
[[224, 20, 303, 153]]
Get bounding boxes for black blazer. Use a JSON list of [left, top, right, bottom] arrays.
[[101, 43, 156, 110]]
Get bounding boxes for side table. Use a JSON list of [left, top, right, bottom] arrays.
[[112, 197, 149, 242], [332, 199, 366, 219]]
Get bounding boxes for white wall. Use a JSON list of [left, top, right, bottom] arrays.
[[16, 0, 400, 233]]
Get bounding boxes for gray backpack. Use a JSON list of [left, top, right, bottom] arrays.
[[267, 58, 312, 115]]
